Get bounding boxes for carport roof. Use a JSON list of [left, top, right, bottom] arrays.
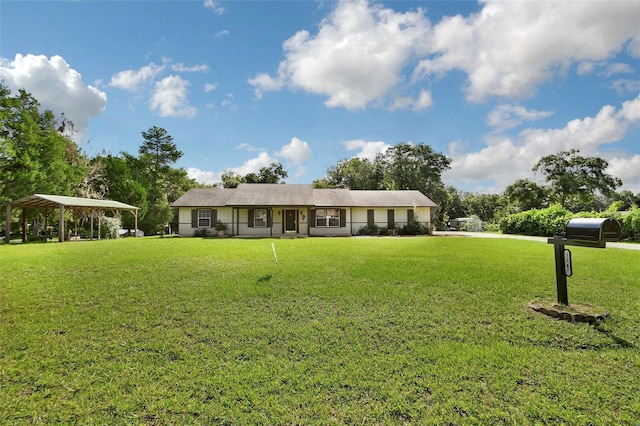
[[10, 194, 139, 211]]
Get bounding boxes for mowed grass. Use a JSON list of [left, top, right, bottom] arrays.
[[1, 236, 639, 424]]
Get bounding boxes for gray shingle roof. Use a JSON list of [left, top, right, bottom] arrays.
[[171, 184, 437, 208], [349, 190, 437, 207], [170, 187, 236, 207], [227, 184, 315, 206]]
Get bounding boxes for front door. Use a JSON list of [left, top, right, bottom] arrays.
[[285, 209, 297, 232]]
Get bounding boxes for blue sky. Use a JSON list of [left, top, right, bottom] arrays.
[[2, 0, 640, 193]]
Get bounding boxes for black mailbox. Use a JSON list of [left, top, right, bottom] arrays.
[[547, 217, 621, 305], [565, 218, 621, 243]]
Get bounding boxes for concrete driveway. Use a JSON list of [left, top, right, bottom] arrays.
[[433, 231, 640, 251]]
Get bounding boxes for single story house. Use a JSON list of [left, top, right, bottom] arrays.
[[171, 184, 437, 237]]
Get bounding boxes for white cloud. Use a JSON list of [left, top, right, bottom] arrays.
[[172, 63, 209, 73], [275, 137, 312, 165], [249, 0, 431, 109], [187, 167, 219, 185], [389, 90, 433, 111], [487, 104, 553, 130], [150, 75, 197, 118], [0, 54, 107, 140], [110, 62, 165, 92], [247, 73, 284, 100], [444, 94, 640, 192], [204, 0, 225, 15], [343, 139, 391, 161], [415, 1, 640, 102], [607, 155, 640, 193], [231, 152, 276, 176]]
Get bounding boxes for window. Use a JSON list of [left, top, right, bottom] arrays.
[[254, 208, 267, 227], [198, 209, 211, 227], [316, 208, 340, 227]]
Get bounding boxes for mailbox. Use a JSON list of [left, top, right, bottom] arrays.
[[547, 217, 621, 306], [565, 218, 621, 243]]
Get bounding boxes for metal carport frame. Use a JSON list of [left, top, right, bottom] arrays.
[[5, 194, 139, 243]]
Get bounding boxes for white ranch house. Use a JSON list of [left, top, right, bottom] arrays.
[[172, 184, 437, 237]]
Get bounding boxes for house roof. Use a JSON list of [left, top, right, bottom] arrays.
[[227, 184, 315, 206], [312, 188, 354, 207], [172, 184, 437, 208], [170, 187, 236, 207], [349, 190, 438, 207], [10, 194, 139, 211]]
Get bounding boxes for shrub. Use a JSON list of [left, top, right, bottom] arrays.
[[193, 228, 208, 237], [399, 220, 428, 235], [499, 205, 572, 237], [100, 216, 121, 240], [357, 224, 379, 236]]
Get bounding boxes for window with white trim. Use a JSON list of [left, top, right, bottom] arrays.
[[316, 208, 340, 227], [254, 208, 267, 227], [198, 209, 211, 227]]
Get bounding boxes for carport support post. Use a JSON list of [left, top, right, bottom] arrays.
[[554, 242, 569, 305], [59, 205, 65, 243]]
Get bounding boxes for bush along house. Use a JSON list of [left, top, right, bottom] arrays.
[[171, 184, 438, 237]]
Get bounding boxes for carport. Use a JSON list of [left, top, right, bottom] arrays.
[[5, 194, 139, 242]]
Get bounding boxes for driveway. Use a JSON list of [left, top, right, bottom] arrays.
[[433, 231, 640, 251]]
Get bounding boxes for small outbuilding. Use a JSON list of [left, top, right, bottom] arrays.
[[4, 194, 139, 243]]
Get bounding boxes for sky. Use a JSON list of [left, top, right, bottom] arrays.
[[1, 0, 640, 194]]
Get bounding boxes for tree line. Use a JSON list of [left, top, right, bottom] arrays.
[[2, 84, 638, 239]]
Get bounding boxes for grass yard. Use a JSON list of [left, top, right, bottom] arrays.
[[1, 236, 639, 424]]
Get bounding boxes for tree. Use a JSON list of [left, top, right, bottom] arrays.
[[445, 186, 468, 220], [137, 126, 184, 234], [532, 149, 622, 211], [375, 143, 451, 226], [139, 126, 183, 186], [0, 84, 87, 205], [326, 157, 381, 189], [258, 162, 288, 183], [221, 162, 289, 188], [92, 153, 148, 229], [503, 179, 549, 212]]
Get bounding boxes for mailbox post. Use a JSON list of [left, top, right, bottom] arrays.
[[547, 218, 621, 306]]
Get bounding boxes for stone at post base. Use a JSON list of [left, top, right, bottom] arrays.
[[529, 299, 609, 324]]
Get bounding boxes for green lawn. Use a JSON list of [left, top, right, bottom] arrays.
[[1, 237, 639, 424]]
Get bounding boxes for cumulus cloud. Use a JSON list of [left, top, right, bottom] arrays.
[[275, 137, 312, 165], [343, 139, 391, 161], [487, 104, 553, 131], [0, 54, 107, 140], [110, 62, 165, 91], [249, 0, 431, 109], [231, 152, 276, 176], [186, 167, 219, 185], [415, 1, 640, 102], [150, 75, 197, 118], [444, 94, 640, 192]]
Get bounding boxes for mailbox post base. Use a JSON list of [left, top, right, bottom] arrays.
[[553, 243, 569, 305]]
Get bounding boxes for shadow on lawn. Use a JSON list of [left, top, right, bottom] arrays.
[[593, 323, 635, 349]]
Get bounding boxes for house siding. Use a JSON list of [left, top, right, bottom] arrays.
[[178, 207, 234, 236], [351, 207, 431, 233]]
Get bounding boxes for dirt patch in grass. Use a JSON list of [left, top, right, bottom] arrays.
[[529, 298, 609, 323]]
